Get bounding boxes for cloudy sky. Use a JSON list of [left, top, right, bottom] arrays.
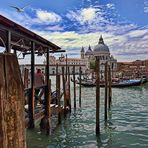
[[0, 0, 148, 62]]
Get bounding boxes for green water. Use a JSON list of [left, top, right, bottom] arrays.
[[27, 79, 148, 148]]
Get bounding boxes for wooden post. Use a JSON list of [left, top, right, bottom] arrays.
[[96, 58, 100, 135], [45, 48, 50, 117], [66, 54, 68, 81], [108, 66, 112, 109], [73, 65, 76, 109], [62, 67, 67, 116], [56, 74, 61, 124], [68, 66, 71, 112], [0, 54, 26, 147], [28, 41, 35, 128], [104, 62, 108, 121], [6, 31, 11, 53], [24, 68, 29, 88], [79, 66, 82, 107]]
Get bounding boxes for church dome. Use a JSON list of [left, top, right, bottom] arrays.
[[93, 36, 109, 53]]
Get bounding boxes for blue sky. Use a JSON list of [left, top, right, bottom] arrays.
[[0, 0, 148, 63]]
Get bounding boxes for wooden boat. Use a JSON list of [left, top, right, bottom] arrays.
[[71, 78, 142, 88]]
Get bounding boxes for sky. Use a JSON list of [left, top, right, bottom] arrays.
[[0, 0, 148, 63]]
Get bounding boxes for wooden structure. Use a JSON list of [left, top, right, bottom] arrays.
[[0, 15, 63, 144], [0, 54, 25, 148]]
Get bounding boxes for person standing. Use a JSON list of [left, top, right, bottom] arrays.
[[34, 68, 45, 105]]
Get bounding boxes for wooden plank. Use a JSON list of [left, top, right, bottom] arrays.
[[3, 53, 25, 147], [0, 54, 6, 148]]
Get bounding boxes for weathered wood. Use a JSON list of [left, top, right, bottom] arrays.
[[67, 66, 71, 112], [73, 65, 76, 109], [79, 66, 82, 107], [56, 74, 61, 123], [62, 67, 67, 116], [0, 53, 26, 148], [66, 54, 68, 81], [45, 48, 50, 117], [24, 68, 29, 88], [96, 58, 100, 135], [108, 66, 112, 109], [28, 41, 35, 128], [104, 62, 108, 121], [44, 80, 51, 117], [6, 31, 11, 53]]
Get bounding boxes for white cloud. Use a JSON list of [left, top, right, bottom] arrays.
[[106, 3, 115, 9], [36, 9, 61, 24], [66, 7, 97, 25], [144, 1, 148, 13], [127, 29, 148, 38], [46, 25, 63, 31]]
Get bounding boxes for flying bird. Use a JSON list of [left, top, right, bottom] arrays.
[[9, 5, 29, 12]]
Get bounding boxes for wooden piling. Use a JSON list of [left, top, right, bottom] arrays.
[[66, 54, 68, 81], [79, 66, 82, 107], [73, 65, 76, 109], [67, 66, 71, 112], [62, 67, 67, 116], [104, 62, 108, 121], [56, 74, 61, 123], [108, 66, 112, 109], [96, 58, 100, 135], [0, 54, 26, 147], [24, 68, 29, 88]]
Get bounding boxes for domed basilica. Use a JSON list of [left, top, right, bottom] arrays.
[[80, 35, 117, 76]]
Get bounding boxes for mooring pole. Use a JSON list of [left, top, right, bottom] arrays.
[[62, 67, 67, 116], [108, 66, 112, 109], [68, 66, 71, 112], [79, 66, 82, 107], [66, 54, 68, 81], [96, 57, 100, 135], [57, 74, 61, 124], [73, 65, 76, 109], [104, 62, 108, 121]]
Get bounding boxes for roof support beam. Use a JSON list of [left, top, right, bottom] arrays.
[[6, 31, 11, 53], [28, 41, 35, 129]]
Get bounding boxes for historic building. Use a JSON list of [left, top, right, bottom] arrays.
[[20, 36, 117, 76], [81, 35, 117, 76]]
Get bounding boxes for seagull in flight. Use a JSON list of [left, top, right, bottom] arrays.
[[10, 5, 29, 12]]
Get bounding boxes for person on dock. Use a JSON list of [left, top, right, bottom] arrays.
[[35, 68, 45, 106]]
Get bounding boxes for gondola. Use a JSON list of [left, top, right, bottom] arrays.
[[71, 78, 142, 88]]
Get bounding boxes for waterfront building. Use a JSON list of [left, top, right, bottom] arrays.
[[117, 60, 148, 78], [20, 55, 87, 75], [20, 36, 117, 77]]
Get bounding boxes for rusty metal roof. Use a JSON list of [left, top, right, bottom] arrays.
[[0, 15, 61, 52]]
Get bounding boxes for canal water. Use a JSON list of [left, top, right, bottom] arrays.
[[27, 77, 148, 148]]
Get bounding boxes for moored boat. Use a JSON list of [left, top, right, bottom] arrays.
[[72, 78, 143, 88]]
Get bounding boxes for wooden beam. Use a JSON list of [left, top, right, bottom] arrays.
[[28, 41, 35, 128]]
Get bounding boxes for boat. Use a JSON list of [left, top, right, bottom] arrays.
[[71, 78, 143, 88]]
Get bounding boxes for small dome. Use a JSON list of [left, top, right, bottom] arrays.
[[93, 35, 109, 53], [85, 45, 93, 55]]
